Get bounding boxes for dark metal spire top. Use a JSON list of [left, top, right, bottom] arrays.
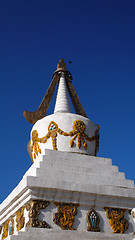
[[57, 58, 67, 71], [54, 59, 69, 76]]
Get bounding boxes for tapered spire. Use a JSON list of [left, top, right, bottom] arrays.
[[54, 71, 71, 113]]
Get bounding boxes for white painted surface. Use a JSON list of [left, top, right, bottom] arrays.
[[54, 72, 71, 113], [31, 112, 98, 158], [5, 227, 135, 240], [0, 150, 135, 239], [131, 208, 135, 234], [0, 150, 135, 222]]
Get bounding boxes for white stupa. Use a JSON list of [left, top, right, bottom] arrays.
[[0, 59, 135, 240]]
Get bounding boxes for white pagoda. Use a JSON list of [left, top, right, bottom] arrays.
[[0, 59, 135, 240]]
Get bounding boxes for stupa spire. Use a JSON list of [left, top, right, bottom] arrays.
[[54, 60, 71, 113], [23, 59, 87, 124]]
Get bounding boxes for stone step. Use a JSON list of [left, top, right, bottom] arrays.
[[25, 150, 118, 178], [7, 228, 134, 240], [27, 176, 135, 199], [24, 153, 120, 181], [24, 157, 42, 177], [39, 159, 120, 174], [37, 164, 125, 179], [36, 168, 134, 188], [44, 150, 113, 166], [24, 152, 119, 181], [41, 155, 118, 172]]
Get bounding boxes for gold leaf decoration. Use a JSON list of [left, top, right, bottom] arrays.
[[30, 120, 100, 162], [53, 203, 79, 230], [30, 121, 69, 161], [2, 220, 9, 239], [104, 207, 129, 234], [26, 200, 50, 228], [16, 207, 25, 232], [69, 120, 100, 154]]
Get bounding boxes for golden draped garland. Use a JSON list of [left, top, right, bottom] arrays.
[[30, 120, 100, 161], [69, 120, 99, 152], [30, 121, 69, 161]]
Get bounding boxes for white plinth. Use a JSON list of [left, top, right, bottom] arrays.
[[5, 228, 135, 240], [0, 150, 135, 239]]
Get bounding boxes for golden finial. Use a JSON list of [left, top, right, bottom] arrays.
[[54, 59, 67, 73], [57, 59, 67, 70]]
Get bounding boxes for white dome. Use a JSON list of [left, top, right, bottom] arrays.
[[30, 112, 99, 162]]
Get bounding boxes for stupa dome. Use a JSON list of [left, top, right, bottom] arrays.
[[24, 59, 100, 162]]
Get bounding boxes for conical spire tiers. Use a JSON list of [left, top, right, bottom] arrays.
[[54, 72, 71, 113]]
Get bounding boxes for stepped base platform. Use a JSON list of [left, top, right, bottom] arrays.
[[0, 149, 135, 239]]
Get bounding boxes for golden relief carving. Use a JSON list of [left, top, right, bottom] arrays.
[[86, 209, 100, 232], [16, 207, 25, 231], [31, 121, 69, 160], [53, 203, 79, 230], [26, 200, 50, 228], [30, 120, 100, 161], [104, 207, 129, 234], [2, 220, 9, 239], [31, 130, 42, 160], [69, 120, 100, 153]]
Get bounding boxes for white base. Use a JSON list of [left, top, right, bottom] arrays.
[[0, 150, 135, 239], [6, 227, 135, 240]]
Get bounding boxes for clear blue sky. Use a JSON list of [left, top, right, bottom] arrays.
[[0, 0, 135, 203]]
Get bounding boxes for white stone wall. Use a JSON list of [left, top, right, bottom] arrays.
[[0, 150, 135, 239], [0, 202, 134, 239]]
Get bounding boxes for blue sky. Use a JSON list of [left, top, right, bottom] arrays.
[[0, 0, 135, 203]]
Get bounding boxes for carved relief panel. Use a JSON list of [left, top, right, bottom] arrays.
[[16, 207, 25, 231], [26, 200, 50, 228], [2, 220, 9, 239], [104, 207, 129, 234], [86, 209, 100, 232], [53, 203, 79, 230], [9, 218, 14, 236]]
